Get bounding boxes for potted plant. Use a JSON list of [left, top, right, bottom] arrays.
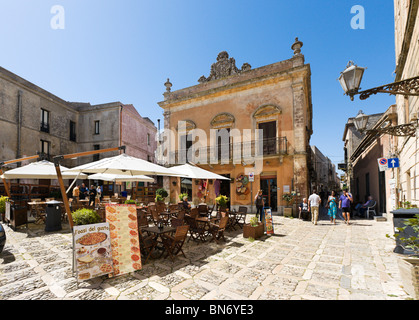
[[71, 208, 102, 226], [387, 214, 419, 299], [124, 199, 137, 205], [156, 188, 168, 203], [179, 192, 189, 202], [215, 195, 228, 211], [282, 193, 294, 217], [0, 196, 8, 222], [243, 216, 264, 239]]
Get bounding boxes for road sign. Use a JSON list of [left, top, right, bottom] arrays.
[[248, 172, 254, 182], [388, 158, 400, 168], [377, 158, 388, 172]]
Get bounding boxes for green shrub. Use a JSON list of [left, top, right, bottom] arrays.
[[179, 193, 189, 202], [0, 196, 9, 214], [156, 188, 168, 198], [71, 208, 102, 226], [155, 194, 164, 202], [124, 199, 137, 205], [215, 195, 228, 207], [249, 216, 259, 227]]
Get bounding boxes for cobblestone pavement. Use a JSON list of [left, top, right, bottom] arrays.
[[0, 211, 414, 300]]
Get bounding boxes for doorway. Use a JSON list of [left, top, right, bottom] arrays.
[[260, 176, 277, 211], [218, 174, 231, 209]]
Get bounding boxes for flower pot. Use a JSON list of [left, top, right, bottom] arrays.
[[397, 257, 419, 299], [243, 222, 264, 239], [284, 207, 292, 217]]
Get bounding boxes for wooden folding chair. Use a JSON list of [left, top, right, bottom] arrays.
[[170, 217, 184, 228], [209, 216, 229, 243], [161, 225, 190, 262], [184, 215, 206, 242], [139, 228, 158, 263], [137, 210, 149, 228]]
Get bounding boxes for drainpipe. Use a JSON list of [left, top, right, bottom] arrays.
[[16, 90, 23, 165]]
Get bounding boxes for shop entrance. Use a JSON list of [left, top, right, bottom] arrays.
[[260, 176, 277, 211], [218, 174, 231, 209]]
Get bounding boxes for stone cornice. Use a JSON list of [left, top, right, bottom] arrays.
[[158, 60, 310, 110]]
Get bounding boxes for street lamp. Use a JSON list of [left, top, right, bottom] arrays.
[[352, 110, 418, 137], [338, 61, 366, 101], [339, 61, 419, 101], [353, 110, 369, 132]]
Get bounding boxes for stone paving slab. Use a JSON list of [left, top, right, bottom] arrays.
[[0, 213, 414, 300]]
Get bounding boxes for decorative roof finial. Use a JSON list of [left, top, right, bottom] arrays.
[[164, 78, 172, 92], [291, 37, 303, 56]]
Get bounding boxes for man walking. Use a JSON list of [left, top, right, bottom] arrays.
[[308, 189, 321, 225], [339, 189, 353, 224]]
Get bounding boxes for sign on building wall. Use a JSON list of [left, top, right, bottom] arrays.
[[378, 157, 400, 171], [377, 158, 388, 171]]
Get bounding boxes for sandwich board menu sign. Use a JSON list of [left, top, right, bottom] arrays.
[[264, 207, 274, 235], [105, 204, 142, 276], [73, 222, 113, 282]]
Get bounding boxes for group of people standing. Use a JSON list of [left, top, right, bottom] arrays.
[[301, 189, 353, 225], [72, 183, 103, 206]]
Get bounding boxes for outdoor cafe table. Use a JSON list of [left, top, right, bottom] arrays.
[[195, 217, 213, 239], [142, 225, 176, 263], [27, 202, 47, 224]]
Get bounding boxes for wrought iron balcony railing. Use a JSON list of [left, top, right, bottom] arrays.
[[160, 137, 287, 164]]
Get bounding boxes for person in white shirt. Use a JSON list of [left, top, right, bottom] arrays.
[[308, 189, 321, 225]]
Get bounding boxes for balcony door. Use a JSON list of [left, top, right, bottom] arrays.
[[258, 121, 276, 155]]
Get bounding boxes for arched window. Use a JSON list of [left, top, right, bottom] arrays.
[[210, 113, 235, 129]]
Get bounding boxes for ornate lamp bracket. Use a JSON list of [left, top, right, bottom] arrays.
[[358, 76, 419, 100], [366, 123, 417, 137]]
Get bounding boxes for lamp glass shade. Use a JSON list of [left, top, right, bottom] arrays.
[[339, 63, 365, 95], [353, 110, 369, 131]]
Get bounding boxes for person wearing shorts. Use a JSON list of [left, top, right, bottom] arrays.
[[339, 190, 353, 225]]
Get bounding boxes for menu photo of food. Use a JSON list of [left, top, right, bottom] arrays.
[[73, 222, 114, 281], [106, 204, 142, 277]]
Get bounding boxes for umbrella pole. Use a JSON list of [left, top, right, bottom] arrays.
[[1, 155, 40, 199], [54, 160, 74, 229], [0, 168, 11, 198]]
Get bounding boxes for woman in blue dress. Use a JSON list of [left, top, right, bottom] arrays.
[[327, 191, 338, 224]]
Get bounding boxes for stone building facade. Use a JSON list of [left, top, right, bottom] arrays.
[[310, 146, 339, 193], [342, 112, 384, 192], [349, 106, 398, 214], [394, 0, 419, 205], [157, 39, 313, 214], [0, 66, 156, 174]]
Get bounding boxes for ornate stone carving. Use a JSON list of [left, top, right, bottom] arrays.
[[198, 51, 251, 83], [253, 105, 282, 118], [210, 112, 235, 128], [291, 37, 303, 56]]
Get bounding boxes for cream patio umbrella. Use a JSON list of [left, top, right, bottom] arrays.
[[87, 173, 154, 182], [64, 153, 180, 177], [168, 163, 230, 180], [169, 163, 231, 204], [1, 160, 88, 180]]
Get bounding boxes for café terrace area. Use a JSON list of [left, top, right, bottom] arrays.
[[0, 149, 414, 300]]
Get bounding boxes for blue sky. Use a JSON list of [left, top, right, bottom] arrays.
[[0, 0, 396, 174]]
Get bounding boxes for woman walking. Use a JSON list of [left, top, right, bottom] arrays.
[[327, 190, 338, 224], [254, 190, 265, 222]]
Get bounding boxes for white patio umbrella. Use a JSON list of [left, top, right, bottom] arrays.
[[0, 160, 88, 180], [63, 153, 180, 176], [88, 173, 154, 182], [169, 163, 231, 180]]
